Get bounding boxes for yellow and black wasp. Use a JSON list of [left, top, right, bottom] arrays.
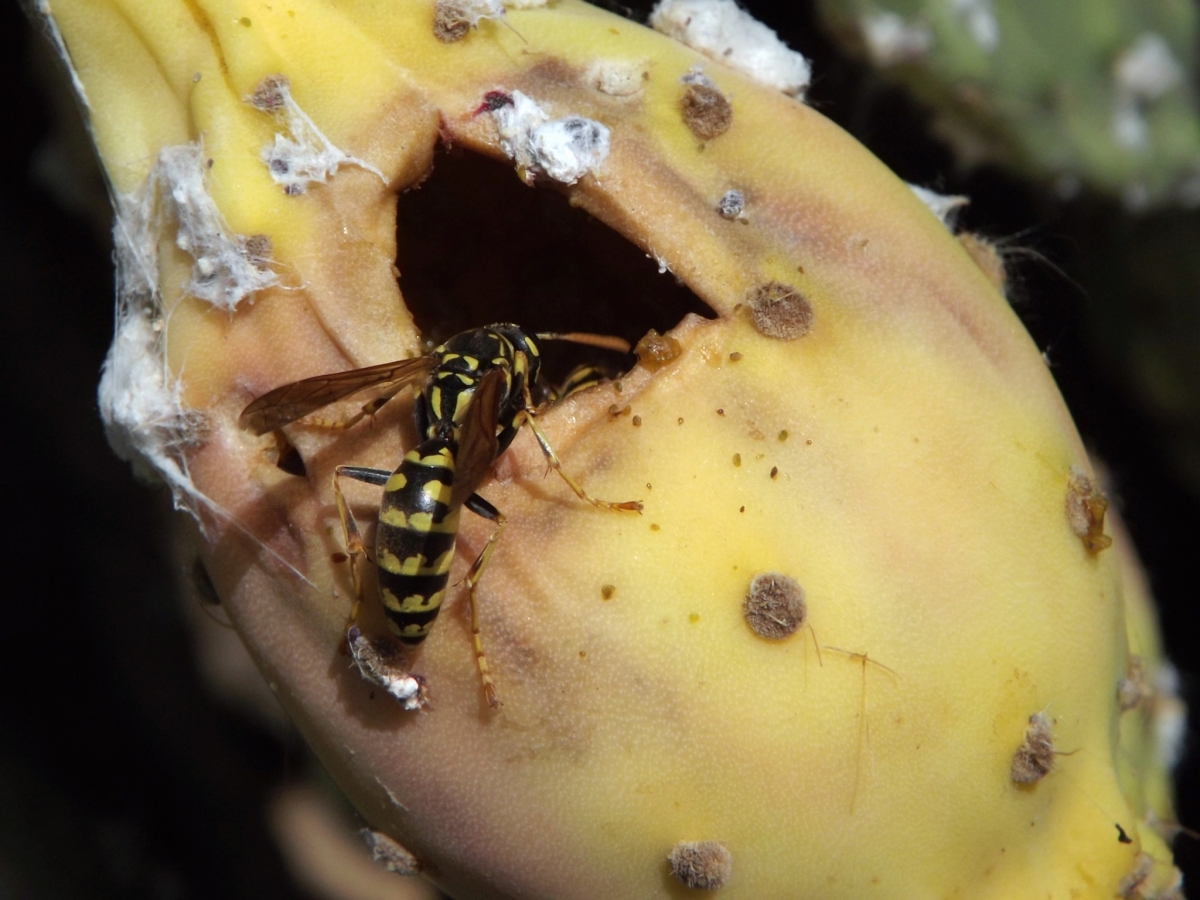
[[240, 323, 642, 707]]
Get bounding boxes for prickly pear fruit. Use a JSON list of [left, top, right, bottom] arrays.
[[36, 0, 1184, 896]]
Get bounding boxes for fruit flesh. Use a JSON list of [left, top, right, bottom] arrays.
[[40, 0, 1180, 896]]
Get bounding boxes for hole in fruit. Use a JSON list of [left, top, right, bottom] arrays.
[[396, 148, 715, 385]]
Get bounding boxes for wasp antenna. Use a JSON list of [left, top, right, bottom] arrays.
[[536, 331, 632, 354]]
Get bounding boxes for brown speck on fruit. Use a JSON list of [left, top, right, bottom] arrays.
[[601, 584, 616, 600], [778, 430, 788, 442], [668, 840, 732, 890], [748, 281, 814, 340], [650, 523, 661, 531], [1117, 656, 1152, 711], [632, 415, 642, 427], [716, 408, 725, 416], [729, 351, 742, 361], [732, 453, 741, 467], [248, 74, 289, 110], [433, 0, 472, 41], [360, 829, 422, 875], [1011, 713, 1055, 784], [744, 572, 806, 640], [770, 466, 779, 479], [681, 82, 733, 140], [739, 506, 745, 513], [271, 428, 306, 476], [635, 329, 683, 370], [1066, 467, 1112, 554]]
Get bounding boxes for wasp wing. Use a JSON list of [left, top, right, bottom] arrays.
[[449, 367, 506, 509], [239, 356, 435, 435]]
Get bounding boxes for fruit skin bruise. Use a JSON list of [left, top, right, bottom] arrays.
[[41, 0, 1181, 897]]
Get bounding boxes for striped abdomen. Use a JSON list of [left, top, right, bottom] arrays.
[[375, 438, 460, 644]]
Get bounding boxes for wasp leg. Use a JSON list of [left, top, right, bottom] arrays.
[[519, 381, 643, 512], [333, 465, 391, 623], [462, 493, 507, 709]]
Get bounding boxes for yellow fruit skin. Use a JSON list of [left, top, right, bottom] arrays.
[[42, 0, 1180, 896]]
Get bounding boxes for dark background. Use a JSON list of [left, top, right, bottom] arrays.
[[2, 0, 1197, 896]]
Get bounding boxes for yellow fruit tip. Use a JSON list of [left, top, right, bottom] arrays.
[[743, 572, 806, 640], [747, 282, 813, 340], [668, 840, 732, 890], [1010, 712, 1055, 784]]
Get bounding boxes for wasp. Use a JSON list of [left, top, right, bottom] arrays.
[[240, 324, 642, 707]]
